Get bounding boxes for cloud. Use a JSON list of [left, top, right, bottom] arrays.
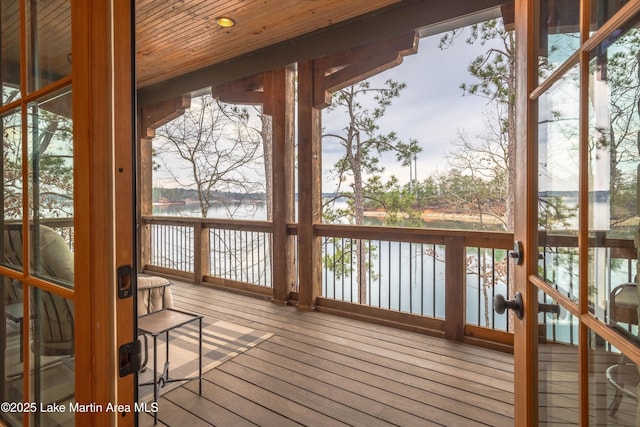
[[321, 27, 500, 190]]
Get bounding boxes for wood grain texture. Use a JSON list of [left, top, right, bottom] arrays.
[[139, 279, 515, 426], [134, 0, 402, 87]]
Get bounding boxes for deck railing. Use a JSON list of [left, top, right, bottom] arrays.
[[208, 222, 273, 287], [139, 216, 637, 349], [313, 224, 514, 333], [140, 216, 516, 347], [142, 217, 274, 293], [320, 237, 446, 317], [4, 218, 75, 250]]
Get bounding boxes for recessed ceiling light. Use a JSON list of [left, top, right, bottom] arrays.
[[215, 17, 236, 28]]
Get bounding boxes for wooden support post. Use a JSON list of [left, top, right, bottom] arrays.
[[211, 71, 297, 301], [193, 221, 210, 284], [294, 34, 418, 309], [137, 111, 152, 272], [137, 96, 190, 271], [270, 67, 297, 304], [445, 236, 465, 341], [297, 60, 323, 311]]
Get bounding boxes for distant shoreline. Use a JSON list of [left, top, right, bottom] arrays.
[[363, 209, 503, 225]]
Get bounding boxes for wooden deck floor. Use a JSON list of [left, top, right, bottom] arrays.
[[138, 280, 515, 426]]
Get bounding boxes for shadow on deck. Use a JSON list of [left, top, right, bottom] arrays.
[[137, 280, 514, 426]]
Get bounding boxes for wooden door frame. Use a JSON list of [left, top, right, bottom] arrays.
[[515, 1, 640, 425], [513, 0, 538, 425], [73, 0, 136, 425]]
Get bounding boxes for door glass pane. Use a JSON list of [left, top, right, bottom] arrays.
[[2, 109, 23, 271], [28, 89, 73, 288], [1, 0, 21, 104], [537, 64, 580, 301], [588, 330, 639, 425], [538, 0, 580, 82], [587, 15, 640, 330], [590, 1, 630, 33], [30, 287, 74, 427], [26, 0, 71, 92], [538, 291, 579, 424], [537, 1, 631, 82], [1, 277, 24, 427]]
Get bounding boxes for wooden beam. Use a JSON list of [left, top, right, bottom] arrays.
[[140, 95, 190, 138], [314, 32, 418, 108], [212, 73, 265, 108], [501, 4, 515, 31], [297, 60, 322, 311], [269, 67, 296, 304]]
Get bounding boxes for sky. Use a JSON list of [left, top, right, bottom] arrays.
[[321, 28, 498, 190], [154, 25, 501, 192]]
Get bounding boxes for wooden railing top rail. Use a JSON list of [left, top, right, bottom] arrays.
[[141, 216, 638, 258], [141, 215, 272, 233], [539, 232, 636, 258], [315, 223, 514, 248], [142, 215, 516, 248], [3, 218, 75, 230]]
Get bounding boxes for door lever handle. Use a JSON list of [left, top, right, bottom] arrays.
[[494, 292, 524, 320]]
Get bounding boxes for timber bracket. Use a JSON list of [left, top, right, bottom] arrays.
[[312, 31, 419, 108]]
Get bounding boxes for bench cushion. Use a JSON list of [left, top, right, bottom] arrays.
[[138, 276, 174, 314]]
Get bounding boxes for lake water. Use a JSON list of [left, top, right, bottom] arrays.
[[151, 201, 512, 331], [152, 201, 505, 230], [151, 201, 636, 340], [153, 201, 267, 220]]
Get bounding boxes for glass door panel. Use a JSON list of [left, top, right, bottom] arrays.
[[30, 287, 74, 427], [27, 90, 73, 287], [26, 88, 74, 425], [1, 277, 23, 427], [1, 1, 76, 425], [589, 1, 631, 33], [586, 13, 640, 337], [2, 108, 23, 271], [538, 291, 580, 424], [525, 0, 640, 424], [537, 64, 581, 302], [26, 0, 71, 93], [588, 330, 639, 425], [537, 0, 633, 76], [538, 1, 580, 82], [1, 0, 21, 105]]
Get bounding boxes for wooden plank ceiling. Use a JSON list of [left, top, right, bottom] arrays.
[[135, 0, 402, 88], [2, 0, 512, 99]]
